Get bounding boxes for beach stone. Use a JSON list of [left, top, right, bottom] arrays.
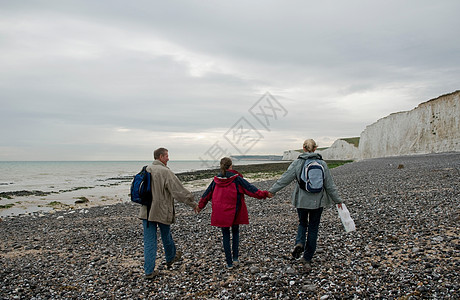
[[75, 197, 89, 204], [302, 284, 317, 292], [432, 236, 444, 242]]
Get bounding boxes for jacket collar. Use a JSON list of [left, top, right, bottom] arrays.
[[217, 169, 241, 178], [299, 152, 322, 160], [152, 160, 168, 168]]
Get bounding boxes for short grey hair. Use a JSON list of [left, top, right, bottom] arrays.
[[153, 147, 168, 160]]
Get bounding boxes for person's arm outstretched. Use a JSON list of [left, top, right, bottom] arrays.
[[268, 160, 299, 195], [235, 177, 269, 199], [197, 180, 215, 213]]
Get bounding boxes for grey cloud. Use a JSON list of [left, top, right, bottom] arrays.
[[1, 0, 459, 160]]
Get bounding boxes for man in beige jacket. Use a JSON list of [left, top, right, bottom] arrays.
[[139, 147, 199, 279]]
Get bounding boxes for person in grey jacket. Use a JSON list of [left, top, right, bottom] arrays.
[[139, 147, 199, 279], [268, 139, 343, 270]]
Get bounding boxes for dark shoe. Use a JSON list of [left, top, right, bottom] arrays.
[[298, 257, 312, 272], [303, 261, 312, 272], [292, 244, 304, 259], [298, 257, 312, 263], [166, 250, 182, 268], [145, 270, 159, 279]]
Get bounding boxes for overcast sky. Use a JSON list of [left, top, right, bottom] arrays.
[[1, 0, 459, 161]]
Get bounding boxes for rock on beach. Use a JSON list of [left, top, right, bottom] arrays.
[[0, 153, 459, 299]]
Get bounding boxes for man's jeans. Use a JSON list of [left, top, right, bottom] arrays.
[[143, 220, 176, 275], [221, 225, 239, 267], [295, 207, 323, 261]]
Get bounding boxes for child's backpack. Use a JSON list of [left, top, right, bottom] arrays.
[[130, 166, 152, 206], [297, 158, 325, 193]]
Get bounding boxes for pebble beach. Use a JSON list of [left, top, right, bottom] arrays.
[[1, 153, 459, 299]]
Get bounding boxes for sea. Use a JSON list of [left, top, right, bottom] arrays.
[[0, 161, 213, 193], [0, 160, 281, 217]]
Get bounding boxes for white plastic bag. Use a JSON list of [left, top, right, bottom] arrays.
[[337, 203, 356, 232]]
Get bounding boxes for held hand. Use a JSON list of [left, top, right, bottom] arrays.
[[337, 203, 343, 210], [267, 192, 274, 198]]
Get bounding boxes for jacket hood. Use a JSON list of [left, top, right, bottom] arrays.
[[213, 170, 240, 187], [299, 152, 322, 160]]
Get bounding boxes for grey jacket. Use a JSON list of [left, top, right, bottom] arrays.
[[269, 152, 343, 209], [138, 160, 196, 224]]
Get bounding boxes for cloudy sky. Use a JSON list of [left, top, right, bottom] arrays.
[[1, 0, 459, 161]]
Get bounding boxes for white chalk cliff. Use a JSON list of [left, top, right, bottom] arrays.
[[281, 90, 459, 161], [282, 150, 302, 160], [317, 139, 360, 160], [359, 90, 460, 159]]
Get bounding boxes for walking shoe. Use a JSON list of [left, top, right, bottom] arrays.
[[303, 261, 312, 272], [298, 257, 311, 264], [232, 260, 240, 268], [298, 258, 312, 272], [292, 244, 304, 259], [145, 270, 159, 279], [166, 250, 182, 268]]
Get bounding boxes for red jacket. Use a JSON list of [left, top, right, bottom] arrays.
[[198, 169, 269, 227]]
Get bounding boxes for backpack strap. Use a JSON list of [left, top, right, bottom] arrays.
[[295, 157, 306, 184], [145, 166, 152, 227]]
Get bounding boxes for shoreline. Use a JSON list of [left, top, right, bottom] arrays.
[[0, 162, 293, 218]]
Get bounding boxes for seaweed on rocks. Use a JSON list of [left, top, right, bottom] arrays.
[[0, 190, 53, 199]]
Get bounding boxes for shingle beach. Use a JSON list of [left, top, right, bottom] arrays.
[[1, 153, 459, 299]]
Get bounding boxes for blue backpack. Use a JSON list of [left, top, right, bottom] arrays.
[[298, 158, 325, 193], [130, 166, 152, 206]]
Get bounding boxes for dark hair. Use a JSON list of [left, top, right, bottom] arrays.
[[220, 157, 232, 176], [153, 147, 168, 160]]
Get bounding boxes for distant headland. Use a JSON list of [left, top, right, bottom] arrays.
[[230, 155, 283, 161]]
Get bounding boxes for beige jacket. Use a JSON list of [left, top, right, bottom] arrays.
[[138, 160, 196, 224]]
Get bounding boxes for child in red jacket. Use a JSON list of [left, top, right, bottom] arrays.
[[197, 157, 271, 268]]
